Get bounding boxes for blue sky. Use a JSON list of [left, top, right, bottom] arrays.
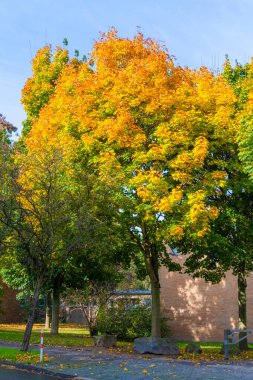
[[1, 0, 253, 135]]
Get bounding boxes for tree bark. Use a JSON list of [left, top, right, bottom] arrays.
[[21, 275, 43, 351], [45, 293, 52, 329], [151, 279, 161, 338], [238, 264, 248, 351], [144, 243, 161, 338], [50, 287, 60, 334], [130, 223, 161, 338]]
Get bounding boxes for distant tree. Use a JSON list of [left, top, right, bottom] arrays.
[[63, 280, 116, 336], [0, 113, 16, 135]]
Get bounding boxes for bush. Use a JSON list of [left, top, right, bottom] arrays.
[[97, 301, 170, 340]]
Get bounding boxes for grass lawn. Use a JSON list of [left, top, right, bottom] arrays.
[[1, 324, 253, 362], [0, 323, 94, 347], [177, 341, 253, 361], [0, 347, 41, 364]]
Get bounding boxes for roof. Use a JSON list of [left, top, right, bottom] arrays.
[[112, 289, 151, 296]]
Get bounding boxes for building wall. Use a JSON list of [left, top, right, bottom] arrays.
[[160, 257, 253, 342], [0, 280, 25, 323]]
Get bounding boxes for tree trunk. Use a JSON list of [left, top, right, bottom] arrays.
[[45, 293, 51, 329], [143, 241, 161, 338], [238, 267, 248, 351], [151, 279, 161, 338], [21, 275, 43, 351], [50, 287, 60, 334]]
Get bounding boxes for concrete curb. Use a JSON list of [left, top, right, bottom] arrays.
[[0, 361, 94, 379]]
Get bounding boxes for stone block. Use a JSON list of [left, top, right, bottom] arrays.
[[93, 334, 117, 348], [185, 343, 202, 354], [134, 337, 180, 355]]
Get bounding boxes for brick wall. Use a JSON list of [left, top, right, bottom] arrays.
[[160, 256, 253, 342], [0, 280, 25, 323]]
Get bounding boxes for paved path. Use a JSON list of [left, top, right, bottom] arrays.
[[39, 348, 253, 380], [2, 342, 253, 379]]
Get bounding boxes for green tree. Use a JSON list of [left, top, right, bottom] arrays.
[[174, 57, 253, 351], [0, 114, 16, 314], [0, 146, 76, 351], [179, 170, 253, 350]]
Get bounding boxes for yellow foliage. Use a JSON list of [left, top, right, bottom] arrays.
[[208, 206, 219, 220], [157, 187, 183, 213], [192, 136, 209, 165], [170, 225, 184, 240], [197, 227, 210, 238], [20, 29, 236, 242]]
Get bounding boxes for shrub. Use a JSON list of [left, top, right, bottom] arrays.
[[97, 301, 170, 340]]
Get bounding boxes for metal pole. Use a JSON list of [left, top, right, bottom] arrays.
[[40, 329, 44, 362], [224, 329, 229, 360]]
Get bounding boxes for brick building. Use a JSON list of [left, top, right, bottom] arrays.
[[160, 255, 253, 342], [0, 280, 25, 323]]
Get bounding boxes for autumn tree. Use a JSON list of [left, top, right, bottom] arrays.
[[18, 44, 75, 336], [26, 30, 236, 338], [20, 40, 134, 336]]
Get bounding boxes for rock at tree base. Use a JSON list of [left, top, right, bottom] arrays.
[[134, 337, 180, 355], [185, 343, 202, 354], [93, 334, 117, 348]]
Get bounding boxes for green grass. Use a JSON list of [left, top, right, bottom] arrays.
[[0, 323, 94, 347], [0, 347, 40, 364], [178, 341, 222, 349], [178, 340, 253, 350]]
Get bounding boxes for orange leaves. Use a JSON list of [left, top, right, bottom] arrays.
[[93, 111, 146, 149], [91, 29, 175, 131], [20, 30, 237, 240]]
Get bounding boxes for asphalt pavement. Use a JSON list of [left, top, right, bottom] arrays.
[[0, 366, 60, 380], [38, 350, 253, 380]]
